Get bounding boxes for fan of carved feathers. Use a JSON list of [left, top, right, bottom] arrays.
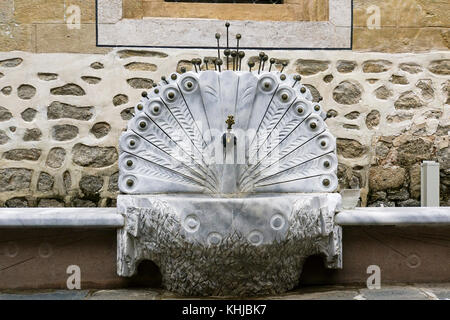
[[118, 70, 338, 194]]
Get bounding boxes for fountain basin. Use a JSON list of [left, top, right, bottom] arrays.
[[117, 193, 342, 296]]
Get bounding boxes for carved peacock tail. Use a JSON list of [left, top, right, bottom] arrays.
[[118, 26, 338, 195]]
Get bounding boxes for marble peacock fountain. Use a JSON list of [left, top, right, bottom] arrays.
[[117, 26, 342, 296]]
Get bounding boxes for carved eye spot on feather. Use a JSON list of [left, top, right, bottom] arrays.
[[124, 134, 140, 151], [149, 101, 163, 116], [291, 101, 309, 117], [122, 175, 137, 191], [163, 87, 179, 102], [276, 88, 294, 104], [258, 75, 276, 93], [317, 134, 333, 152], [181, 76, 198, 93]]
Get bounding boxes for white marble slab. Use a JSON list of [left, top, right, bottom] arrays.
[[335, 207, 450, 226], [97, 0, 352, 48], [0, 208, 123, 228]]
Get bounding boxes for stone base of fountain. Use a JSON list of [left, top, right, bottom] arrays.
[[117, 194, 342, 296]]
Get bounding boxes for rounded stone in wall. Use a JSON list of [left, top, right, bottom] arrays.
[[0, 129, 9, 145], [5, 197, 29, 208], [81, 76, 101, 84], [90, 62, 104, 69], [0, 106, 12, 122], [124, 62, 157, 71], [79, 175, 104, 195], [399, 62, 422, 74], [332, 80, 362, 105], [323, 74, 333, 83], [390, 75, 409, 85], [336, 60, 357, 73], [72, 143, 118, 168], [21, 108, 37, 122], [4, 148, 41, 161], [37, 172, 54, 192], [17, 84, 36, 100], [37, 73, 58, 81], [369, 166, 406, 192], [90, 122, 111, 139], [50, 83, 85, 96], [23, 128, 42, 141], [63, 170, 72, 193], [295, 59, 330, 76], [344, 111, 360, 119], [46, 147, 66, 168], [394, 91, 424, 109], [366, 110, 381, 129], [52, 124, 79, 141], [416, 79, 434, 100], [0, 58, 23, 68], [127, 78, 154, 89], [38, 199, 64, 207], [1, 86, 12, 95], [0, 168, 32, 192], [108, 172, 119, 192], [337, 138, 367, 159], [362, 60, 392, 73], [113, 94, 129, 106], [374, 85, 393, 100], [72, 198, 97, 207], [428, 59, 450, 75]]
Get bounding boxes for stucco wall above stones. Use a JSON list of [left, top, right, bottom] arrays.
[[0, 49, 448, 207]]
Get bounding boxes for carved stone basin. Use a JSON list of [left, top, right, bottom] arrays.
[[117, 193, 342, 296], [116, 63, 343, 296]]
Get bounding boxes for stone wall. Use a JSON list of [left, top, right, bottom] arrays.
[[0, 50, 448, 207], [0, 0, 449, 53], [0, 0, 449, 207]]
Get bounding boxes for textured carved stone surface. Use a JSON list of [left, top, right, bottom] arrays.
[[117, 194, 342, 296]]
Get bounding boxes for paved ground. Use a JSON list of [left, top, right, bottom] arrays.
[[1, 284, 449, 300]]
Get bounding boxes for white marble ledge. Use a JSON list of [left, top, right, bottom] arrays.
[[335, 207, 450, 226], [0, 206, 449, 228], [0, 208, 123, 228]]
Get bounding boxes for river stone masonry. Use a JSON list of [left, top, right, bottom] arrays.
[[0, 50, 448, 207]]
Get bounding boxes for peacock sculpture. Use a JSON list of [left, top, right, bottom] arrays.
[[117, 25, 342, 296]]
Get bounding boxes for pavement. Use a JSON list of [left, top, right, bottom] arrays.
[[0, 284, 449, 300]]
